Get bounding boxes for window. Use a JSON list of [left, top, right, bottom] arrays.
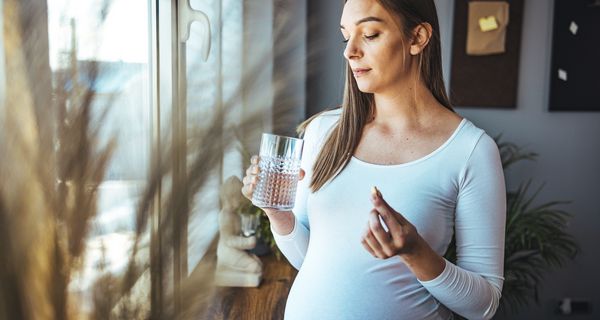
[[1, 0, 305, 317], [47, 0, 152, 314], [45, 0, 283, 316]]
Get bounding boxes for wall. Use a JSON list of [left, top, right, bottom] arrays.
[[306, 0, 600, 318], [306, 0, 345, 116]]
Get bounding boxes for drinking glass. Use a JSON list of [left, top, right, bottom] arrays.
[[251, 133, 303, 210]]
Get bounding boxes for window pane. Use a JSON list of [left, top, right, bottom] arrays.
[[184, 0, 232, 273], [47, 0, 151, 315]]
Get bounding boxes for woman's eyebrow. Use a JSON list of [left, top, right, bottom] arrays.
[[340, 16, 385, 29]]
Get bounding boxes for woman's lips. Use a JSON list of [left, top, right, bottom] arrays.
[[352, 68, 371, 77]]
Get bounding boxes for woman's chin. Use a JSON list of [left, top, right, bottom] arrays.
[[356, 83, 376, 93]]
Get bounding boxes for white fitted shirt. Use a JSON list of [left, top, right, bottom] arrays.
[[273, 109, 506, 320]]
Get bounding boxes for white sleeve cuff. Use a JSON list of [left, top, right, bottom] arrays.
[[271, 215, 301, 241], [418, 258, 502, 320], [418, 258, 452, 288]]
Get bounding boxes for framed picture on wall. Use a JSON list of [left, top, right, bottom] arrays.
[[549, 0, 600, 111]]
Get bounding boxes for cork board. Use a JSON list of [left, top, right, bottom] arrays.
[[549, 0, 600, 112], [449, 0, 525, 108]]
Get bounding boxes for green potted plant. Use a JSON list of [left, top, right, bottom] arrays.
[[444, 136, 579, 317]]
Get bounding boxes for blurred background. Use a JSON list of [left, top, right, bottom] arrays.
[[0, 0, 598, 319]]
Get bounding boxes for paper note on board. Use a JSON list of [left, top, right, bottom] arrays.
[[570, 21, 578, 35], [479, 16, 499, 32], [558, 69, 568, 81]]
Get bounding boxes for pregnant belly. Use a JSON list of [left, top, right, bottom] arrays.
[[283, 254, 451, 320]]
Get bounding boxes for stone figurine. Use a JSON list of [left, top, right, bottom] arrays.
[[214, 176, 262, 287]]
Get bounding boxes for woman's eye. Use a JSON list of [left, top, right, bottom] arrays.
[[365, 33, 379, 40], [343, 33, 379, 43]]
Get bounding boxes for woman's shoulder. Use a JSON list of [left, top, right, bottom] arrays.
[[299, 107, 341, 138], [454, 118, 500, 161], [311, 107, 342, 124], [314, 108, 342, 131], [319, 108, 342, 117], [458, 118, 485, 139]]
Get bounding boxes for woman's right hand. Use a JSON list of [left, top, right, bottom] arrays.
[[241, 155, 305, 217], [241, 155, 261, 204]]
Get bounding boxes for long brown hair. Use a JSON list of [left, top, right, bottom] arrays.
[[299, 0, 454, 192]]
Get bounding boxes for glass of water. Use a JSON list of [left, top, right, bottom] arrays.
[[251, 133, 304, 210]]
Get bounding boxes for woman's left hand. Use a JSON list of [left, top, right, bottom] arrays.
[[361, 187, 423, 259]]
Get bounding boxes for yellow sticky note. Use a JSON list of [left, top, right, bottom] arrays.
[[479, 16, 499, 32]]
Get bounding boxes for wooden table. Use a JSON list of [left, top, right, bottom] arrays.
[[203, 255, 297, 320]]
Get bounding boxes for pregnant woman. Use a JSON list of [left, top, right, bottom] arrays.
[[242, 0, 506, 319]]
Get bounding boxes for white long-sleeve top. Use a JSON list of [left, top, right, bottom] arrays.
[[272, 109, 506, 320]]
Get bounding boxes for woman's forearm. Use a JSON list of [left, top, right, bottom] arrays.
[[268, 210, 310, 270], [265, 209, 296, 235], [400, 236, 446, 281]]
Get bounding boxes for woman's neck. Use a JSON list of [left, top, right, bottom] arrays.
[[371, 81, 440, 130]]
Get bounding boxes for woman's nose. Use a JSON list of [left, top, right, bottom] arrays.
[[343, 38, 362, 60]]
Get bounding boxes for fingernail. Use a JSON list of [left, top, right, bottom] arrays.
[[371, 186, 381, 199]]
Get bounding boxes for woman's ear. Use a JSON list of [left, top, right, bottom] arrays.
[[409, 23, 433, 55]]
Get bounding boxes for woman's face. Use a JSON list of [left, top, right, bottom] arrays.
[[340, 0, 411, 94]]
